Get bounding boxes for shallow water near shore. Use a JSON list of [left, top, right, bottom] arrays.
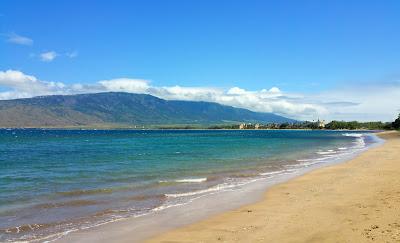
[[0, 129, 380, 242]]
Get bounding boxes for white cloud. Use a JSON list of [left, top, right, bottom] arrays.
[[5, 33, 33, 46], [0, 70, 37, 87], [99, 78, 150, 93], [40, 51, 57, 62], [152, 86, 223, 102], [227, 87, 247, 95], [66, 51, 78, 58], [312, 83, 400, 121], [268, 87, 281, 93], [31, 51, 77, 61], [0, 70, 67, 98], [0, 69, 398, 121]]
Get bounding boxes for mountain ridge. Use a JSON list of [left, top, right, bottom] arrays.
[[0, 92, 296, 128]]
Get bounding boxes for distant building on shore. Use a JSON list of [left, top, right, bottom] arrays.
[[238, 123, 262, 129], [317, 119, 325, 128]]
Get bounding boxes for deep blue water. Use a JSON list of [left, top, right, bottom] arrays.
[[0, 129, 374, 242]]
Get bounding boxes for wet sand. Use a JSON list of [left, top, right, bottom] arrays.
[[148, 131, 400, 242]]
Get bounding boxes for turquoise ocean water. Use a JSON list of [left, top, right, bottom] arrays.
[[0, 129, 378, 242]]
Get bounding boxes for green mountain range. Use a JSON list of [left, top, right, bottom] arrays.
[[0, 92, 296, 128]]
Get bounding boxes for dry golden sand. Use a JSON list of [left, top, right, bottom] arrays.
[[148, 131, 400, 243]]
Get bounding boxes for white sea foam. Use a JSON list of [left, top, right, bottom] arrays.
[[353, 137, 366, 149], [296, 133, 369, 171], [159, 178, 207, 183], [165, 183, 239, 198], [152, 202, 186, 212], [342, 133, 363, 137], [259, 169, 298, 176], [175, 178, 207, 183], [299, 161, 321, 167], [259, 170, 285, 176], [282, 169, 298, 174], [297, 156, 332, 163], [316, 151, 337, 155]]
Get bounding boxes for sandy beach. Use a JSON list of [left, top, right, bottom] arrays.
[[148, 131, 400, 242]]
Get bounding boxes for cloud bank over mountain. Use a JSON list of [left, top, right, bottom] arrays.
[[0, 69, 398, 121]]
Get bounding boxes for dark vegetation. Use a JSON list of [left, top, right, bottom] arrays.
[[392, 113, 400, 130], [324, 121, 391, 130], [207, 118, 398, 130]]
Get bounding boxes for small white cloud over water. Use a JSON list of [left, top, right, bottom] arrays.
[[0, 69, 398, 121]]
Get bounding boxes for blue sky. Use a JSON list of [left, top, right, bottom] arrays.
[[1, 0, 400, 121]]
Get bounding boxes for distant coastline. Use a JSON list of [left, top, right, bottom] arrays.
[[0, 125, 390, 131]]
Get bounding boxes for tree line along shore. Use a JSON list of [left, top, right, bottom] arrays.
[[2, 114, 399, 131], [161, 113, 400, 130]]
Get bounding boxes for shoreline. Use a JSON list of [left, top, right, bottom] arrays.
[[0, 127, 389, 131], [54, 131, 388, 243], [147, 131, 400, 242]]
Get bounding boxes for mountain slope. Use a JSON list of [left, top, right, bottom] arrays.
[[0, 92, 296, 127]]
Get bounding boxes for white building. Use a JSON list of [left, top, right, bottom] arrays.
[[317, 119, 325, 128]]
